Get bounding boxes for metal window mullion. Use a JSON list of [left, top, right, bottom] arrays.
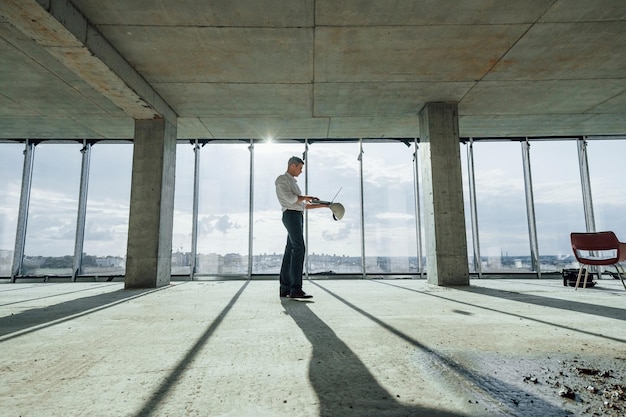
[[412, 139, 424, 278], [521, 139, 540, 277], [303, 140, 309, 278], [190, 140, 200, 280], [247, 139, 254, 279], [578, 137, 596, 232], [358, 139, 366, 278], [466, 139, 482, 278], [11, 140, 35, 282], [72, 140, 91, 281]]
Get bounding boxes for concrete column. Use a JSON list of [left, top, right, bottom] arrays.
[[125, 119, 177, 289], [419, 102, 469, 286]]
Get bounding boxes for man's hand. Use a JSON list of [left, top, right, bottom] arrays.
[[298, 195, 319, 203]]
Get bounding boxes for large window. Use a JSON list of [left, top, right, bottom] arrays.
[[196, 142, 250, 275], [472, 141, 531, 272], [586, 139, 626, 236], [172, 142, 196, 275], [252, 142, 305, 274], [362, 142, 418, 274], [0, 142, 23, 276], [530, 140, 585, 272], [307, 142, 362, 274], [81, 142, 132, 276], [22, 143, 81, 276], [3, 136, 626, 280]]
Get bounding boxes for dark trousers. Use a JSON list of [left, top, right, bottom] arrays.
[[279, 210, 305, 294]]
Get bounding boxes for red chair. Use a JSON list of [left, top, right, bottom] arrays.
[[570, 231, 626, 290]]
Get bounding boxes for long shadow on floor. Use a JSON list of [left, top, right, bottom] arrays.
[[371, 280, 625, 321], [0, 283, 118, 307], [283, 299, 470, 417], [308, 281, 577, 417], [0, 285, 169, 341], [372, 280, 626, 344], [460, 284, 626, 321], [135, 280, 250, 417]]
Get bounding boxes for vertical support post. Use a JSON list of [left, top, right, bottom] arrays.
[[521, 139, 540, 276], [190, 139, 200, 280], [303, 140, 309, 278], [72, 140, 91, 281], [125, 118, 177, 289], [358, 139, 366, 278], [419, 102, 469, 286], [577, 137, 600, 277], [247, 139, 254, 278], [466, 138, 482, 278], [578, 137, 596, 233], [412, 139, 424, 278], [11, 140, 35, 282]]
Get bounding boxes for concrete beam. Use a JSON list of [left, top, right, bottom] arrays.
[[0, 0, 176, 121]]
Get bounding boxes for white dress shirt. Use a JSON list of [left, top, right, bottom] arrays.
[[275, 171, 304, 212]]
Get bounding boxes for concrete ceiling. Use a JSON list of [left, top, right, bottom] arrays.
[[1, 0, 625, 140]]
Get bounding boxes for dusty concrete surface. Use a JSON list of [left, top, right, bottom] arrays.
[[0, 278, 624, 416]]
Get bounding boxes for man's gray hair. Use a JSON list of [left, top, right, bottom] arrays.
[[288, 156, 304, 166]]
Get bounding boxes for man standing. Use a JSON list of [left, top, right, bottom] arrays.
[[275, 156, 326, 299]]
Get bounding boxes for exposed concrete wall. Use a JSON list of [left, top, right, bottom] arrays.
[[125, 119, 177, 289], [419, 102, 469, 286]]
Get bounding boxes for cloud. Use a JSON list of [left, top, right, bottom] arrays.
[[23, 218, 75, 242], [198, 214, 242, 236], [473, 168, 525, 199], [84, 223, 115, 241], [215, 215, 236, 234], [374, 212, 414, 221], [320, 222, 353, 241], [28, 188, 79, 213]]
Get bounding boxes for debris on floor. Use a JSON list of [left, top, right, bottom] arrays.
[[524, 357, 626, 416]]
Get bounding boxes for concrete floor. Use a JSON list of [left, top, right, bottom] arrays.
[[0, 278, 625, 417]]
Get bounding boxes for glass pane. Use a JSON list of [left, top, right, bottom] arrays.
[[196, 143, 250, 275], [362, 142, 418, 274], [172, 142, 195, 275], [587, 139, 626, 238], [23, 143, 81, 276], [307, 142, 362, 274], [252, 142, 306, 274], [473, 142, 531, 272], [530, 140, 585, 272], [0, 143, 24, 276], [81, 143, 132, 276]]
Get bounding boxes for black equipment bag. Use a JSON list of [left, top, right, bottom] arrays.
[[562, 268, 596, 287]]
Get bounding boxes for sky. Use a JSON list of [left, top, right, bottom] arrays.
[[1, 137, 626, 267]]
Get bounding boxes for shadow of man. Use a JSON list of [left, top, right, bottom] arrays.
[[282, 299, 465, 417]]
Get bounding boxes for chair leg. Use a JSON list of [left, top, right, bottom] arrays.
[[614, 264, 626, 291], [575, 265, 586, 290]]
